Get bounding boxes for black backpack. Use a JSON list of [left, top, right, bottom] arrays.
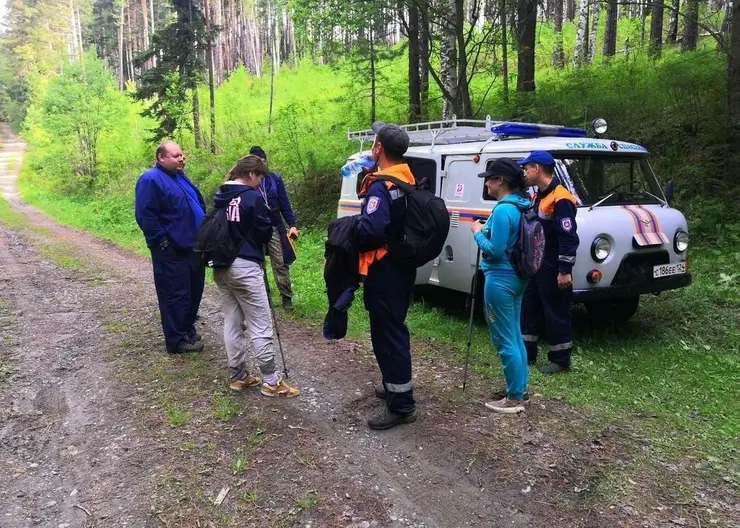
[[193, 203, 244, 268], [373, 176, 451, 268]]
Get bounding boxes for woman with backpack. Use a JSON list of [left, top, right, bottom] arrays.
[[471, 158, 531, 414], [211, 155, 299, 398]]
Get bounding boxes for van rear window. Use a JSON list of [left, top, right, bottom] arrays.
[[356, 156, 437, 195]]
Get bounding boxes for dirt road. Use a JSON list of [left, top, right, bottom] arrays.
[[0, 126, 736, 528]]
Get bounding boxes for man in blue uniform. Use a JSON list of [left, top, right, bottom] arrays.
[[519, 151, 579, 374], [135, 141, 206, 354], [249, 146, 299, 311], [357, 121, 417, 430]]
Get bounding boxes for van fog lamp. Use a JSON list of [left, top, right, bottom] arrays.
[[591, 237, 611, 262], [587, 270, 603, 284], [674, 230, 689, 253]]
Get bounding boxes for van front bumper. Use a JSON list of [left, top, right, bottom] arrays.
[[573, 273, 692, 302]]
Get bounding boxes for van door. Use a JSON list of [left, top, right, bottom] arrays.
[[436, 157, 493, 294]]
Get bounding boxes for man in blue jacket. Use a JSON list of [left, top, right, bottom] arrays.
[[249, 146, 298, 311], [135, 141, 206, 354]]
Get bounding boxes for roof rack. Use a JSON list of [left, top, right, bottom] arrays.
[[347, 115, 588, 150]]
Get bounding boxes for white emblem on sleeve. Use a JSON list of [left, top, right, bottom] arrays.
[[560, 218, 573, 232], [366, 196, 380, 214]]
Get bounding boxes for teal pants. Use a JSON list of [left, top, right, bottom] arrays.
[[483, 270, 528, 400]]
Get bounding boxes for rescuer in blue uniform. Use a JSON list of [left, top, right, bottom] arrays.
[[135, 141, 206, 355], [357, 121, 418, 430], [519, 151, 579, 374]]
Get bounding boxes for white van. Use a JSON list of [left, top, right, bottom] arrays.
[[337, 117, 692, 322]]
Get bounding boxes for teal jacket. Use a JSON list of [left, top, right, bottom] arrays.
[[473, 194, 532, 275]]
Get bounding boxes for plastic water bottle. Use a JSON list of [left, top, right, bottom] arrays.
[[340, 153, 376, 178]]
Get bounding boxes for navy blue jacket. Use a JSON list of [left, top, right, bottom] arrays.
[[259, 172, 296, 229], [534, 177, 580, 274], [135, 164, 206, 251], [356, 180, 407, 253], [213, 182, 273, 264]]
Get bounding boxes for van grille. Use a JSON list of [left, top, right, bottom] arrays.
[[610, 251, 670, 287]]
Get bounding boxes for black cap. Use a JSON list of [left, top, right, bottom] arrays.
[[249, 146, 267, 160], [478, 158, 522, 180], [371, 120, 409, 158]]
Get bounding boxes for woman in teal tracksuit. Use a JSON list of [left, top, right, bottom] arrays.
[[471, 158, 532, 414]]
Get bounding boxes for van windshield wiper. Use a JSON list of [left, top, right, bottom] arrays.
[[589, 193, 614, 211]]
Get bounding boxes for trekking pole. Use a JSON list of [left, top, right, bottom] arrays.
[[462, 246, 482, 392], [263, 264, 290, 379]]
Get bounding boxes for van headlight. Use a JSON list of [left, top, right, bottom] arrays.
[[674, 230, 689, 253], [591, 236, 611, 262]]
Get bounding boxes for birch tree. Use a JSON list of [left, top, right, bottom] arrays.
[[573, 0, 589, 67]]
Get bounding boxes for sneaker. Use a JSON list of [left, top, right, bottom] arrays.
[[261, 379, 300, 398], [367, 408, 417, 430], [491, 389, 531, 402], [172, 339, 204, 354], [230, 375, 261, 392], [484, 398, 525, 414], [540, 362, 570, 375], [281, 296, 294, 312]]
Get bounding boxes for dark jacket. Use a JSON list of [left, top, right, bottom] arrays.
[[260, 172, 296, 229], [212, 182, 273, 264], [533, 177, 580, 274], [322, 215, 361, 340], [135, 164, 206, 251]]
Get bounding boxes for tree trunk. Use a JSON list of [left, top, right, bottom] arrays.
[[408, 2, 421, 122], [215, 0, 223, 83], [441, 0, 459, 118], [118, 5, 125, 89], [603, 0, 617, 57], [588, 0, 600, 64], [681, 0, 698, 51], [566, 0, 576, 21], [516, 0, 536, 92], [419, 3, 430, 120], [455, 0, 473, 117], [648, 0, 664, 59], [723, 0, 733, 34], [553, 0, 564, 67], [574, 0, 589, 67], [667, 0, 680, 43], [502, 0, 509, 102], [193, 90, 202, 148], [727, 0, 740, 177], [370, 34, 377, 123], [641, 0, 648, 44], [204, 0, 216, 153]]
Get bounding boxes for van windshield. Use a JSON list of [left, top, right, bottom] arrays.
[[552, 154, 664, 207]]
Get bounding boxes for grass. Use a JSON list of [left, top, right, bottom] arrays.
[[0, 195, 28, 228], [165, 404, 191, 427], [213, 393, 241, 422]]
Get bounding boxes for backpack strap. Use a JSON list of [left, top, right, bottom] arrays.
[[372, 175, 417, 196]]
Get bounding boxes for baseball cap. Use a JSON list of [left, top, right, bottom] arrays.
[[477, 158, 522, 180], [517, 150, 554, 166], [371, 120, 410, 158]]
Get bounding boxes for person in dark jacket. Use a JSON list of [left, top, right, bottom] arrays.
[[249, 146, 298, 312], [211, 155, 299, 397], [135, 141, 206, 354], [357, 121, 417, 431], [519, 151, 580, 374]]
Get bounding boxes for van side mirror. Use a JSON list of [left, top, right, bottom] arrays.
[[664, 179, 675, 204]]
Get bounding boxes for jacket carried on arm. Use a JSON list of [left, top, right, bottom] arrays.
[[322, 215, 361, 340], [212, 182, 273, 264], [135, 164, 206, 251]]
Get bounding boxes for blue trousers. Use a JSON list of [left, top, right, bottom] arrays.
[[363, 257, 416, 414], [521, 264, 573, 367], [483, 270, 528, 400], [150, 245, 205, 352]]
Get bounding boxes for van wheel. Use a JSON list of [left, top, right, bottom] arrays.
[[586, 296, 640, 323]]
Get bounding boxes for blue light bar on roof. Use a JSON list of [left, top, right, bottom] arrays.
[[491, 122, 587, 138]]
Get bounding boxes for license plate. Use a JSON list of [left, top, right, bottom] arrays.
[[653, 261, 687, 278]]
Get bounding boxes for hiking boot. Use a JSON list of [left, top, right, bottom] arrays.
[[261, 379, 300, 398], [281, 296, 294, 312], [374, 383, 387, 399], [540, 362, 570, 375], [230, 375, 261, 392], [173, 339, 204, 354], [491, 389, 530, 402], [367, 408, 417, 430], [188, 330, 202, 342], [484, 398, 526, 414]]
